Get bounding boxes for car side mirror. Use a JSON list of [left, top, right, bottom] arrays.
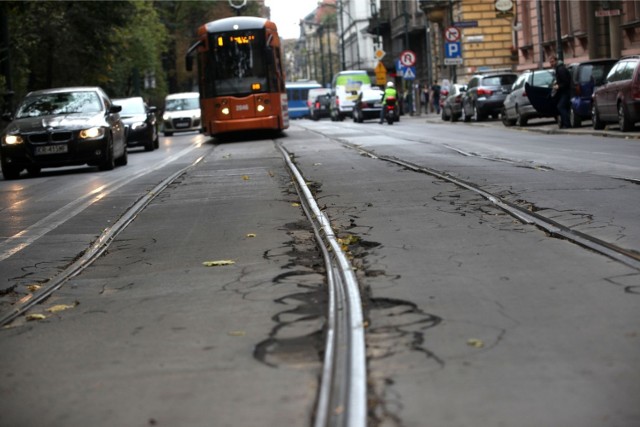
[[110, 105, 122, 114]]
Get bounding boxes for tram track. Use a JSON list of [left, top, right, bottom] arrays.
[[2, 140, 370, 427], [337, 140, 640, 272], [0, 155, 206, 326]]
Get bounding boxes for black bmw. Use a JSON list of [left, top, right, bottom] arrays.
[[1, 86, 127, 180]]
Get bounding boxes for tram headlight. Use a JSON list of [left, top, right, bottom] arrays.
[[221, 107, 230, 115], [256, 105, 265, 112]]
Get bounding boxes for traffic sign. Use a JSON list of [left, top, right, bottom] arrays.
[[375, 61, 387, 85], [374, 48, 386, 60], [399, 50, 417, 67], [402, 67, 416, 80], [444, 26, 461, 42], [445, 42, 461, 59]]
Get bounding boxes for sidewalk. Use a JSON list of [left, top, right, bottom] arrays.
[[416, 111, 640, 140]]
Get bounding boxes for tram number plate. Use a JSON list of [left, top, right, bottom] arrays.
[[35, 145, 68, 155]]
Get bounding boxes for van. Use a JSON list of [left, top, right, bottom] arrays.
[[330, 70, 372, 121], [162, 92, 201, 136]]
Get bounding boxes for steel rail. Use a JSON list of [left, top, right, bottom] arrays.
[[0, 155, 206, 327], [349, 145, 640, 271], [276, 143, 367, 427]]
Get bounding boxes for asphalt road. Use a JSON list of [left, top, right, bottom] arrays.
[[0, 116, 638, 426]]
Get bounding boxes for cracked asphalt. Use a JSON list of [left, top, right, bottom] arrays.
[[1, 115, 639, 426]]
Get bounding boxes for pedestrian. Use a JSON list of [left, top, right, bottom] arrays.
[[431, 80, 441, 114], [549, 55, 571, 129], [421, 85, 430, 114]]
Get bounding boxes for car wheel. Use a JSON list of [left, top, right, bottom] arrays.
[[618, 102, 633, 132], [154, 134, 160, 149], [569, 108, 582, 128], [144, 138, 154, 151], [163, 131, 173, 137], [515, 107, 528, 126], [2, 161, 22, 180], [116, 145, 128, 166], [474, 104, 485, 121], [441, 108, 448, 121], [99, 137, 115, 171], [450, 110, 458, 122], [26, 165, 41, 177], [462, 106, 471, 123], [501, 107, 514, 127], [592, 103, 605, 130]]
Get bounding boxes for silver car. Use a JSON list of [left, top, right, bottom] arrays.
[[502, 69, 555, 127]]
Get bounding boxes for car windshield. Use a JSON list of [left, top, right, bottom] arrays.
[[114, 99, 146, 115], [16, 91, 102, 118], [165, 97, 199, 111], [483, 75, 517, 86]]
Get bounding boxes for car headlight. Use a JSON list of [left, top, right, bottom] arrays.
[[163, 113, 170, 121], [79, 127, 105, 140], [131, 122, 146, 130], [3, 134, 24, 145]]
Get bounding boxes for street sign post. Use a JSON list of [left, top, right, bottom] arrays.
[[444, 41, 463, 66]]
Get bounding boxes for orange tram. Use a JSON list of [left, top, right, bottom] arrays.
[[186, 16, 289, 136]]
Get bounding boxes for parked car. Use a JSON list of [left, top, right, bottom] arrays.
[[566, 58, 617, 127], [1, 86, 127, 180], [462, 72, 518, 121], [162, 92, 201, 136], [113, 97, 159, 151], [592, 55, 640, 132], [310, 93, 332, 121], [502, 69, 555, 127], [352, 87, 384, 123], [441, 84, 467, 122]]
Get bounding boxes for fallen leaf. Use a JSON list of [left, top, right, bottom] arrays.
[[46, 303, 78, 313], [246, 233, 257, 238], [242, 175, 250, 181], [203, 260, 236, 267], [291, 202, 300, 207], [26, 284, 41, 292], [228, 330, 246, 337], [18, 294, 33, 304], [467, 338, 484, 348], [26, 313, 46, 321]]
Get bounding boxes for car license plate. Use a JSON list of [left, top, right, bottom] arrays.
[[175, 122, 189, 128], [35, 145, 68, 155], [374, 103, 382, 107]]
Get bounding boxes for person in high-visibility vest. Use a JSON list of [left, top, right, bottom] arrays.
[[379, 81, 398, 124]]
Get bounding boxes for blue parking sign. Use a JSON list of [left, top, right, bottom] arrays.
[[445, 42, 461, 58]]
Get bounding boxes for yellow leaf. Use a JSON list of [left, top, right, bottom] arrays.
[[291, 202, 300, 207], [242, 175, 250, 181], [467, 338, 484, 348], [203, 260, 236, 267], [46, 303, 77, 313], [26, 313, 46, 321], [228, 330, 246, 337], [246, 233, 257, 238], [26, 284, 41, 292]]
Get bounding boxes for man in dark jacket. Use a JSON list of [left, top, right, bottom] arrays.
[[550, 55, 571, 129]]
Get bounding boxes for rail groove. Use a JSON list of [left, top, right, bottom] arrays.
[[277, 142, 367, 427]]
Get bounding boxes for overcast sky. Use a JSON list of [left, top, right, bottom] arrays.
[[265, 0, 319, 39]]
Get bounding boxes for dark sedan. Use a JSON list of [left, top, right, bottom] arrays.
[[352, 88, 384, 123], [113, 97, 159, 151], [1, 87, 127, 180]]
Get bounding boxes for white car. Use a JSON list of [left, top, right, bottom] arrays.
[[162, 92, 201, 136]]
